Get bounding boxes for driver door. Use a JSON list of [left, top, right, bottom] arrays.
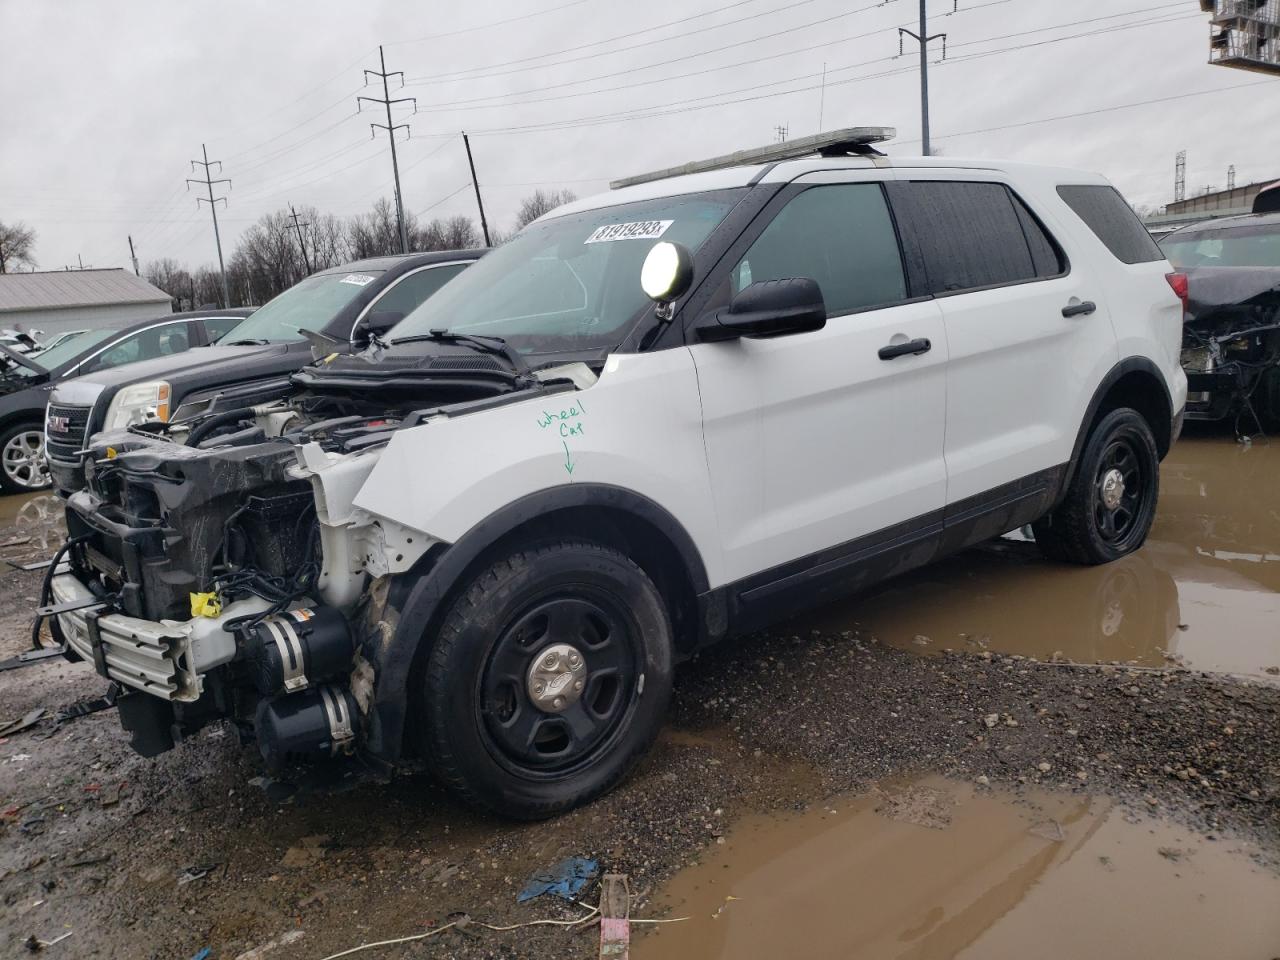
[[689, 174, 949, 622]]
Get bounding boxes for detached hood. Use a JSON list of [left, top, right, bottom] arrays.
[[1183, 266, 1280, 324]]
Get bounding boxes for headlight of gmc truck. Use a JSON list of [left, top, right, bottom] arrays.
[[104, 380, 171, 430]]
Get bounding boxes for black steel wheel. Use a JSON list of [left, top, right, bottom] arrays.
[[418, 539, 672, 819], [480, 596, 638, 775], [1033, 407, 1160, 566]]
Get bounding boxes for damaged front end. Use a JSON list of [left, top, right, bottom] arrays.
[[45, 344, 581, 770], [1180, 266, 1280, 428]]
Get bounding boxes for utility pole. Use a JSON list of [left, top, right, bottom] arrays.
[[127, 235, 140, 276], [359, 46, 416, 254], [187, 143, 231, 307], [461, 133, 491, 247], [774, 124, 789, 143], [1174, 150, 1187, 203], [288, 204, 312, 274], [1227, 164, 1237, 190], [899, 0, 948, 156]]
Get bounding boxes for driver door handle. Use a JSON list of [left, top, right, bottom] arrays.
[[878, 337, 932, 361], [1062, 301, 1097, 318]]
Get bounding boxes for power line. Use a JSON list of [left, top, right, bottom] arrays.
[[462, 9, 1202, 137], [385, 0, 593, 46], [414, 182, 472, 219], [405, 0, 870, 86], [359, 46, 416, 253], [186, 144, 232, 307]]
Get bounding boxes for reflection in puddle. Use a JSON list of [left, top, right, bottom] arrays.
[[636, 777, 1280, 960], [789, 437, 1280, 679], [0, 492, 67, 555]]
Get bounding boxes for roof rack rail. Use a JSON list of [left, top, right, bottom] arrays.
[[609, 126, 896, 190]]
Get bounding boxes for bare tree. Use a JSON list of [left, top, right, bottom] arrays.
[[514, 189, 578, 231], [143, 258, 193, 309], [228, 209, 310, 305], [0, 220, 37, 273], [307, 210, 351, 271], [418, 215, 480, 251], [347, 197, 404, 259]]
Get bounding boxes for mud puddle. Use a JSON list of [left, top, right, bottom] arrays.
[[636, 776, 1280, 960], [789, 436, 1280, 680]]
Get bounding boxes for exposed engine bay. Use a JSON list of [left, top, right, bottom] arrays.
[[50, 342, 592, 768], [1180, 266, 1280, 430]]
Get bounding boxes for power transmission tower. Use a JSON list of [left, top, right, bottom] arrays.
[[187, 143, 231, 307], [461, 133, 491, 248], [1174, 151, 1186, 203], [359, 46, 416, 254], [899, 1, 949, 156], [1227, 164, 1236, 190], [288, 204, 312, 274], [128, 235, 140, 276]]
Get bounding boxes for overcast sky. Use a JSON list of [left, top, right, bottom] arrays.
[[1, 0, 1275, 274]]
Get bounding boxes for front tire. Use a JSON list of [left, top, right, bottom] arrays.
[[0, 422, 52, 495], [418, 539, 673, 819], [1033, 407, 1160, 566]]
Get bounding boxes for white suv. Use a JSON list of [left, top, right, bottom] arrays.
[[47, 128, 1187, 819]]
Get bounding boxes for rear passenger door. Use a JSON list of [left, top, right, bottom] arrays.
[[690, 174, 948, 608], [887, 177, 1116, 516]]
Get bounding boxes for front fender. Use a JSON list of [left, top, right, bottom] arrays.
[[349, 348, 720, 766]]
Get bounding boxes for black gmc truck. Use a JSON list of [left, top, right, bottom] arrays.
[[46, 251, 481, 493]]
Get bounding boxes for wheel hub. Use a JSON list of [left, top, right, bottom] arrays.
[[1099, 467, 1125, 511], [526, 643, 587, 713]]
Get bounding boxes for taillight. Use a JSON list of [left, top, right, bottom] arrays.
[[1165, 272, 1189, 313]]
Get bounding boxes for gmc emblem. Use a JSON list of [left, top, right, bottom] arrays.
[[47, 414, 70, 434]]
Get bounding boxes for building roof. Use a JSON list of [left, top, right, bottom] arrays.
[[0, 268, 172, 314]]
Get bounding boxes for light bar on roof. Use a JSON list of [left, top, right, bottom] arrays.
[[609, 126, 896, 190]]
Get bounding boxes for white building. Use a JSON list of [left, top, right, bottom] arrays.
[[0, 268, 172, 337]]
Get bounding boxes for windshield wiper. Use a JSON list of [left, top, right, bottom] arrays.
[[222, 338, 270, 346], [394, 329, 528, 374]]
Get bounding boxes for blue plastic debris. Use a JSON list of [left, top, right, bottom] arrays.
[[516, 856, 599, 903], [189, 949, 212, 960]]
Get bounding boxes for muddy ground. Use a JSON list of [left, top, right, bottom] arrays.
[[1, 432, 1278, 959]]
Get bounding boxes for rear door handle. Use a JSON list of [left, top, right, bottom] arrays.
[[1062, 301, 1097, 318], [878, 337, 932, 361]]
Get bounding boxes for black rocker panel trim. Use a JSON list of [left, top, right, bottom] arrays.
[[721, 464, 1065, 636]]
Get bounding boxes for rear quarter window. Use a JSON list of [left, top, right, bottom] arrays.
[[1056, 184, 1164, 264]]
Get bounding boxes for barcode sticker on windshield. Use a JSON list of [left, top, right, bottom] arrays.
[[340, 273, 376, 286], [584, 220, 673, 244]]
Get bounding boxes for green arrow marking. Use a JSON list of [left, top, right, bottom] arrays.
[[562, 440, 575, 475]]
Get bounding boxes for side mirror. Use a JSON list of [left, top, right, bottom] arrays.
[[641, 241, 694, 307], [357, 310, 404, 339], [695, 278, 826, 342]]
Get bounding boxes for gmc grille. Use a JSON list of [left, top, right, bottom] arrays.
[[46, 402, 91, 462]]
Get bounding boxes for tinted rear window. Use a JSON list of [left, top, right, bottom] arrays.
[[1056, 184, 1164, 264], [889, 181, 1039, 294]]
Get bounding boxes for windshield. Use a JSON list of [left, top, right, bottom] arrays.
[[392, 189, 746, 355], [219, 270, 386, 343], [1162, 222, 1280, 268], [29, 329, 113, 370]]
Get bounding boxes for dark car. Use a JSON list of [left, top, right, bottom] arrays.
[[0, 309, 250, 494], [46, 251, 481, 494], [1160, 212, 1280, 427]]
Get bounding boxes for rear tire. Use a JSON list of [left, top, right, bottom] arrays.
[[1033, 407, 1159, 566], [418, 538, 673, 820], [0, 422, 51, 495]]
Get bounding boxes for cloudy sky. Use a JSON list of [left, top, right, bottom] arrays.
[[1, 0, 1274, 274]]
